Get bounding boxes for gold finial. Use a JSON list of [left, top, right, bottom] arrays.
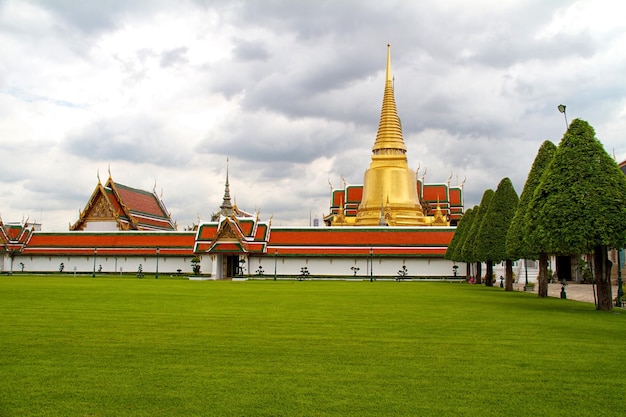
[[97, 169, 101, 184], [107, 164, 111, 179], [386, 43, 392, 83], [447, 172, 453, 186]]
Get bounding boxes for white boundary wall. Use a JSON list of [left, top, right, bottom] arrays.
[[246, 255, 458, 279], [2, 252, 460, 279], [1, 253, 213, 276]]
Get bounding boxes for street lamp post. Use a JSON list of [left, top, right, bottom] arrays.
[[617, 249, 623, 307], [92, 248, 97, 277], [155, 247, 160, 279], [370, 247, 373, 282], [274, 250, 278, 281], [524, 258, 529, 288], [557, 104, 568, 130]]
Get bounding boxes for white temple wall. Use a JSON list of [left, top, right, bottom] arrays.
[[83, 221, 119, 231], [249, 255, 459, 278], [4, 253, 198, 276], [3, 252, 457, 278]]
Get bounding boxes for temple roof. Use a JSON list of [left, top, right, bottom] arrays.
[[0, 220, 35, 252], [70, 175, 177, 231], [21, 231, 194, 256], [267, 226, 454, 257]]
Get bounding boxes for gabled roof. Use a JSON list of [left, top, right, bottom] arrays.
[[71, 175, 176, 231], [0, 220, 35, 253], [194, 216, 268, 254]]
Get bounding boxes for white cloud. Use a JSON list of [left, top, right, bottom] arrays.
[[0, 0, 624, 231]]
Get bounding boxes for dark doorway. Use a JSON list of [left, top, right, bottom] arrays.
[[556, 256, 572, 281], [225, 255, 239, 278]]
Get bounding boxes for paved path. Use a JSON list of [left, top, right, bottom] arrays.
[[513, 282, 621, 305]]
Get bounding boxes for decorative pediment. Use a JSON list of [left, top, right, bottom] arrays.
[[216, 220, 240, 240], [204, 217, 251, 254], [90, 195, 115, 219]]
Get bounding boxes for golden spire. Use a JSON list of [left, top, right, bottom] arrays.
[[372, 44, 407, 155], [355, 44, 423, 226]]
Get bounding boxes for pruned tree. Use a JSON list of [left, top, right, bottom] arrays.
[[506, 140, 557, 296], [462, 189, 494, 284], [445, 206, 475, 280], [476, 178, 519, 290], [525, 119, 626, 310]]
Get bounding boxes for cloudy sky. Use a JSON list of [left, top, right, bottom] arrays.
[[1, 0, 624, 231]]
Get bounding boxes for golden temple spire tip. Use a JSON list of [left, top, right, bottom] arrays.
[[386, 44, 392, 82]]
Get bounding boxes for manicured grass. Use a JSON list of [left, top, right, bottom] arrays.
[[1, 276, 624, 416]]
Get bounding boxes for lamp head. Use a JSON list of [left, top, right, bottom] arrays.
[[558, 104, 566, 113]]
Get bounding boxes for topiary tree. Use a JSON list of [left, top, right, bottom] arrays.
[[507, 140, 557, 260], [445, 207, 475, 280], [525, 119, 626, 310], [506, 140, 557, 295], [462, 190, 494, 284], [476, 178, 519, 290]]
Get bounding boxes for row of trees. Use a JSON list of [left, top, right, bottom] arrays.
[[446, 119, 626, 310]]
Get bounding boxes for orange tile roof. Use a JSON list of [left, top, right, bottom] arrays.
[[113, 182, 167, 218], [267, 227, 454, 256], [22, 232, 195, 256]]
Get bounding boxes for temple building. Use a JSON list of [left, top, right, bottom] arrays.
[[70, 174, 177, 231], [194, 45, 462, 279], [325, 45, 462, 227], [1, 45, 463, 279]]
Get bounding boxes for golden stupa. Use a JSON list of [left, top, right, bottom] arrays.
[[354, 44, 426, 226]]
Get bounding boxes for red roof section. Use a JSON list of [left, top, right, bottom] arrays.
[[267, 227, 454, 256], [449, 188, 462, 206], [346, 186, 363, 203], [22, 232, 195, 256], [113, 182, 166, 217], [422, 184, 448, 202]]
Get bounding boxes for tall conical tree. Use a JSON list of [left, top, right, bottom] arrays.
[[506, 140, 557, 296], [525, 119, 626, 310], [445, 207, 475, 280], [506, 141, 557, 259], [462, 189, 494, 284], [476, 178, 519, 290]]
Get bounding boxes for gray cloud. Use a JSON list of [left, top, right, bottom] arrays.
[[64, 115, 189, 166], [0, 0, 624, 230]]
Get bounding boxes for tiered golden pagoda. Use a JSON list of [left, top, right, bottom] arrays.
[[354, 44, 428, 226]]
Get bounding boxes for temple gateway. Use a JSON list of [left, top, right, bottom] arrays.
[[1, 46, 464, 280]]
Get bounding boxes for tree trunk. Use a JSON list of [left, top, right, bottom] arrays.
[[538, 252, 549, 298], [466, 263, 471, 282], [505, 259, 514, 291], [485, 261, 494, 286], [593, 245, 613, 311], [475, 262, 482, 284]]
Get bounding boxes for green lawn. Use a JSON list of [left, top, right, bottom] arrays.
[[0, 276, 624, 416]]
